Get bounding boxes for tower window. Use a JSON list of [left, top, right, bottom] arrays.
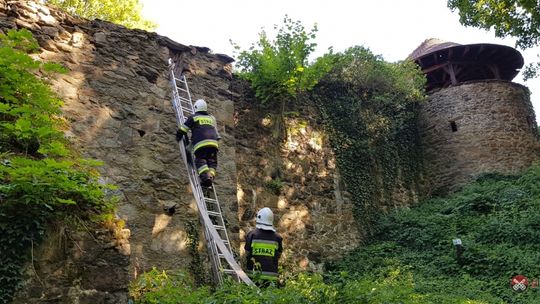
[[450, 121, 458, 132]]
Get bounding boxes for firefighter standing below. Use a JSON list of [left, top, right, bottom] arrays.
[[176, 99, 220, 187], [244, 207, 283, 285]]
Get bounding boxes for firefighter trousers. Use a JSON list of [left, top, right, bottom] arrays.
[[194, 146, 218, 180]]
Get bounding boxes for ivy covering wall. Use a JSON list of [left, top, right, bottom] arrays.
[[312, 47, 427, 230]]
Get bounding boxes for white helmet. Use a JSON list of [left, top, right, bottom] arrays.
[[256, 207, 275, 231], [194, 99, 207, 112]]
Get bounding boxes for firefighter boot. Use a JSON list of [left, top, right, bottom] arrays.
[[200, 172, 213, 188]]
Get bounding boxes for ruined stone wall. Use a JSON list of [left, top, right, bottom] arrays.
[[232, 82, 360, 270], [419, 80, 540, 194], [1, 0, 237, 301], [12, 224, 131, 304]]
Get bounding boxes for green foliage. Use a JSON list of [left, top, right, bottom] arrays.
[[129, 268, 211, 304], [0, 29, 113, 303], [329, 165, 540, 303], [265, 178, 284, 195], [233, 16, 334, 105], [185, 220, 209, 286], [522, 60, 540, 80], [0, 157, 107, 209], [312, 46, 427, 229], [447, 0, 540, 79], [130, 268, 493, 303], [47, 0, 156, 31], [448, 0, 540, 49]]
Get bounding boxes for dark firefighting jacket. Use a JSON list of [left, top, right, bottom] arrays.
[[179, 111, 220, 153], [244, 228, 283, 280]]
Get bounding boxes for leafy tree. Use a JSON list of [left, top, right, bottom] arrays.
[[233, 16, 334, 139], [234, 16, 334, 104], [447, 0, 540, 79], [47, 0, 156, 31]]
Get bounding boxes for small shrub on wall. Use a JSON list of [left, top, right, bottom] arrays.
[[233, 16, 334, 140]]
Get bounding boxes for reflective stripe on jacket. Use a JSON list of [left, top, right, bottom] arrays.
[[179, 111, 220, 152], [245, 228, 283, 278]]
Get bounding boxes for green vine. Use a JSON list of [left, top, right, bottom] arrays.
[[0, 29, 114, 302], [185, 219, 208, 286], [312, 46, 427, 231]]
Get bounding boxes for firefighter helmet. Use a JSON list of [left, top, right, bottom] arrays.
[[194, 99, 207, 112], [256, 207, 275, 231]]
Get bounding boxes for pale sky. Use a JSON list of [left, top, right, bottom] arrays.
[[141, 0, 540, 121]]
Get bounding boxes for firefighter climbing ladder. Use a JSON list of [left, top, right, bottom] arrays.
[[168, 59, 254, 286]]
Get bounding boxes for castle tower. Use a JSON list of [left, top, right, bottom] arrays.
[[411, 39, 540, 194]]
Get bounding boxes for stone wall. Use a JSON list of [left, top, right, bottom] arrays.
[[419, 80, 540, 194], [12, 224, 131, 304], [1, 0, 237, 301], [232, 81, 360, 270]]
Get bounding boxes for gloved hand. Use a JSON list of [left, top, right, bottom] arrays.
[[175, 130, 184, 142]]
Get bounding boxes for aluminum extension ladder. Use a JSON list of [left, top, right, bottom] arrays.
[[168, 59, 254, 286]]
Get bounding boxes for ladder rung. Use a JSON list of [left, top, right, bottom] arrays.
[[207, 211, 221, 217], [170, 67, 252, 286], [205, 198, 218, 204]]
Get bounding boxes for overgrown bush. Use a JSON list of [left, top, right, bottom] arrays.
[[130, 267, 494, 303], [233, 16, 333, 105], [329, 165, 540, 303], [233, 17, 334, 141], [0, 29, 113, 302]]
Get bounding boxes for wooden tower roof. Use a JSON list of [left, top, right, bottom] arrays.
[[409, 38, 524, 91]]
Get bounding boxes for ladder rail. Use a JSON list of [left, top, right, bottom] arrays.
[[206, 186, 233, 253], [168, 59, 254, 287]]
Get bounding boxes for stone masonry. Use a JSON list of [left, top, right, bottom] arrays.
[[232, 82, 361, 270], [1, 0, 236, 301], [419, 80, 540, 194]]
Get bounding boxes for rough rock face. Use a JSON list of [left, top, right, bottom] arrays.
[[419, 80, 540, 194], [12, 225, 131, 304], [232, 81, 360, 269], [1, 0, 236, 301]]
